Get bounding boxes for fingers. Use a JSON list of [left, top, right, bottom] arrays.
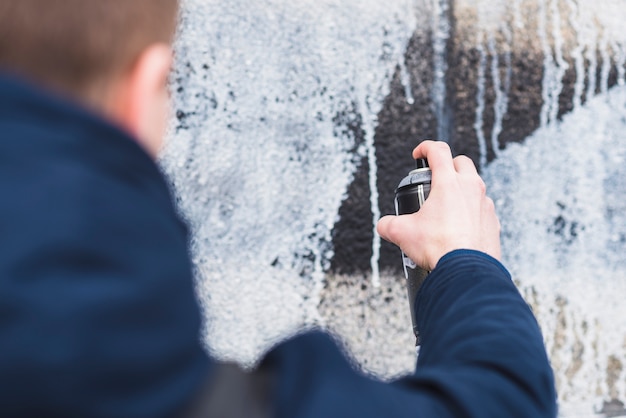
[[377, 214, 419, 251], [453, 155, 478, 176], [412, 141, 455, 182], [413, 140, 478, 175], [377, 213, 428, 269], [382, 140, 503, 268], [376, 214, 401, 246], [412, 141, 481, 195]]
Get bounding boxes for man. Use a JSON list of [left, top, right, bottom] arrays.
[[0, 1, 556, 416]]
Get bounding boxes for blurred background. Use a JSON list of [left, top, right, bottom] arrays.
[[161, 0, 626, 416]]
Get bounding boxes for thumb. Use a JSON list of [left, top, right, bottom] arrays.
[[376, 215, 395, 244], [377, 214, 412, 249], [377, 213, 430, 271]]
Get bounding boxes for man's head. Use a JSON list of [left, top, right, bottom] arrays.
[[0, 0, 180, 157]]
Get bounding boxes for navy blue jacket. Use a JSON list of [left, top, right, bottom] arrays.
[[265, 251, 557, 417], [0, 75, 211, 417], [0, 74, 557, 417]]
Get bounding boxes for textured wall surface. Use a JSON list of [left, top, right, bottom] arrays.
[[162, 1, 626, 416]]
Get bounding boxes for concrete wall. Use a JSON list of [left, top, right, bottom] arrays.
[[163, 1, 626, 416]]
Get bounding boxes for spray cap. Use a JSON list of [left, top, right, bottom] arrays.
[[415, 158, 429, 169]]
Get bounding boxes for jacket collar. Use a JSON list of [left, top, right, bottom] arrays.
[[0, 72, 161, 182]]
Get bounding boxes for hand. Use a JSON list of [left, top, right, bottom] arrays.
[[377, 141, 501, 271]]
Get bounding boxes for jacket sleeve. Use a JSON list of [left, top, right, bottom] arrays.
[[262, 250, 557, 418]]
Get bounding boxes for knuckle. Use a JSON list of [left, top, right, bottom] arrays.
[[477, 177, 487, 194], [454, 154, 473, 165], [433, 142, 452, 158], [464, 174, 486, 194], [386, 216, 405, 241], [434, 141, 451, 152]]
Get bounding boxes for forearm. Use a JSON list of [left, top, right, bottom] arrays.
[[261, 250, 556, 418], [404, 249, 557, 417]]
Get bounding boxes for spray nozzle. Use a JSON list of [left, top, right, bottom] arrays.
[[415, 158, 429, 169]]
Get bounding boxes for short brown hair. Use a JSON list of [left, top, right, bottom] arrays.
[[0, 0, 179, 102]]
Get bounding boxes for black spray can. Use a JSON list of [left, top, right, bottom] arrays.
[[394, 158, 431, 345]]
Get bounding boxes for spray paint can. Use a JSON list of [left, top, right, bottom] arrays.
[[394, 158, 431, 345]]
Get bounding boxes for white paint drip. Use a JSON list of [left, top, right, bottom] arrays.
[[399, 57, 415, 105], [489, 29, 509, 159], [360, 88, 383, 288], [397, 0, 418, 106], [432, 0, 450, 141], [594, 1, 626, 89], [370, 3, 418, 288], [567, 0, 585, 110], [513, 0, 524, 30], [538, 0, 554, 127], [474, 31, 488, 171], [585, 27, 599, 103], [599, 33, 611, 95], [612, 41, 626, 86], [538, 0, 568, 126], [549, 0, 568, 121]]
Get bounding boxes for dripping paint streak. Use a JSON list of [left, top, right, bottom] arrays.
[[600, 34, 611, 95], [567, 0, 585, 110], [432, 0, 450, 141], [612, 41, 626, 86], [549, 0, 567, 124], [474, 31, 488, 171], [489, 29, 509, 158]]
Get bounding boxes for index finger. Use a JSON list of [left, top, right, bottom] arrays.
[[412, 140, 456, 182]]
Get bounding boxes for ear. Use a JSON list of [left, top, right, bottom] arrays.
[[109, 44, 173, 158]]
